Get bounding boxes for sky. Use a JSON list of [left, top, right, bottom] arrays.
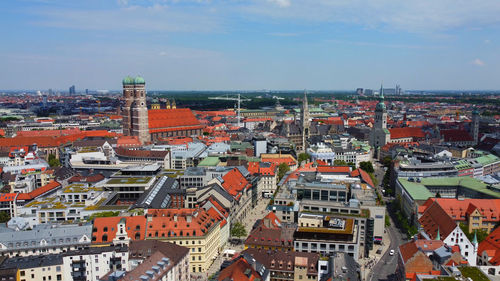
[[1, 0, 500, 91]]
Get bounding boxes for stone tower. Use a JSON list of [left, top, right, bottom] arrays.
[[471, 108, 479, 144], [121, 76, 135, 136], [301, 91, 310, 151], [370, 84, 390, 155], [122, 76, 151, 144]]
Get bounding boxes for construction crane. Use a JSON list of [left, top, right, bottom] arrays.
[[208, 94, 251, 127]]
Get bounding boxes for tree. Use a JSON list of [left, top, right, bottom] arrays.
[[334, 159, 348, 166], [231, 222, 247, 238], [298, 153, 310, 163], [347, 162, 356, 170], [0, 211, 10, 223], [382, 156, 392, 168], [278, 163, 290, 181], [48, 154, 60, 167], [459, 223, 488, 244], [359, 161, 374, 173], [435, 192, 441, 198]]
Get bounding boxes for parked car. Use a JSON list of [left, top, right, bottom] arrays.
[[389, 249, 395, 256]]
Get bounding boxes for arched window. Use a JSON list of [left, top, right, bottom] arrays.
[[102, 234, 108, 242]]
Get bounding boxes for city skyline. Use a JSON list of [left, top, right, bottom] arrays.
[[1, 0, 500, 90]]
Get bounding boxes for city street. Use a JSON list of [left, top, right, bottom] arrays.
[[369, 214, 405, 281], [368, 161, 406, 281]]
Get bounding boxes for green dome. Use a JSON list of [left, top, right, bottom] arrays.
[[122, 76, 134, 85], [134, 76, 145, 84], [376, 101, 386, 111]]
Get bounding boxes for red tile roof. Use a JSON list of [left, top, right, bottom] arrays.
[[218, 258, 261, 281], [68, 174, 105, 184], [92, 208, 224, 244], [350, 168, 375, 188], [116, 136, 141, 147], [148, 108, 202, 130], [222, 168, 250, 197], [418, 201, 458, 240], [389, 127, 426, 140], [479, 226, 500, 265], [16, 180, 61, 201], [0, 193, 17, 202], [146, 208, 222, 239], [92, 216, 147, 243], [247, 162, 277, 176], [16, 128, 82, 137], [419, 198, 500, 223], [261, 157, 296, 167], [317, 166, 351, 173], [399, 240, 419, 263]]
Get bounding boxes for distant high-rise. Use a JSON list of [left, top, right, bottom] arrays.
[[69, 85, 76, 95], [356, 88, 364, 95], [85, 89, 89, 95], [122, 76, 150, 144]]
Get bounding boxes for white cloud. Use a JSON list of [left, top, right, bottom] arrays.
[[27, 0, 500, 35], [244, 0, 500, 33], [472, 58, 485, 66], [31, 3, 219, 33], [268, 0, 291, 8]]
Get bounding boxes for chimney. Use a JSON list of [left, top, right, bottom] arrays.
[[173, 214, 178, 222]]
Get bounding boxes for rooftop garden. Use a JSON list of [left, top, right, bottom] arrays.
[[63, 184, 101, 193], [84, 198, 106, 210], [107, 177, 152, 185], [78, 147, 100, 153], [458, 267, 489, 281]]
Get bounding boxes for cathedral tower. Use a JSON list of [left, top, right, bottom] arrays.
[[122, 76, 151, 144], [121, 76, 134, 136]]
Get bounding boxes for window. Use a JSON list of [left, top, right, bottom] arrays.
[[312, 190, 320, 200]]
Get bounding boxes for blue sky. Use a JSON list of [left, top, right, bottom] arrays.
[[1, 0, 500, 90]]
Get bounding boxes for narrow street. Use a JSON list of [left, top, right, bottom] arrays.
[[368, 161, 406, 281], [369, 213, 405, 281]]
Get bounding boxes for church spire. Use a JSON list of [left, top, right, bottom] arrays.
[[380, 82, 384, 100], [436, 227, 440, 240], [302, 90, 310, 128], [472, 229, 478, 245]]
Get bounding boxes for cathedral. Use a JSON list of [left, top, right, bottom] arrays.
[[370, 84, 391, 157], [121, 76, 203, 144]]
